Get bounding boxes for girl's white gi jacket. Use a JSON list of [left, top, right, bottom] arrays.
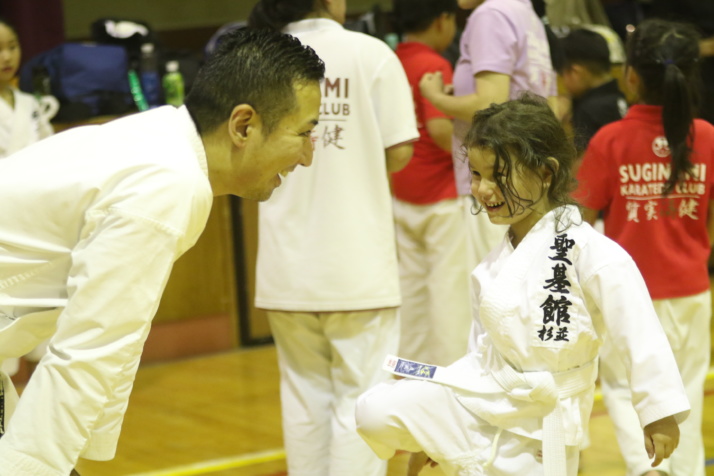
[[436, 206, 688, 467], [0, 88, 54, 159], [0, 106, 212, 476]]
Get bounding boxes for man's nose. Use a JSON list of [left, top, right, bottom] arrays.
[[300, 147, 314, 168]]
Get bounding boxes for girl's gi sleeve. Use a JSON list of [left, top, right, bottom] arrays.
[[581, 243, 690, 428]]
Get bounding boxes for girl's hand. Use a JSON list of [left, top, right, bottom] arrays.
[[407, 451, 438, 476], [643, 415, 679, 467], [419, 72, 447, 102]]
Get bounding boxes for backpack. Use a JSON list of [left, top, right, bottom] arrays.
[[19, 43, 135, 122], [92, 17, 201, 99]]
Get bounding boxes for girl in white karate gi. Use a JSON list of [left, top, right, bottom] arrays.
[[576, 19, 714, 476], [0, 18, 54, 378], [0, 18, 54, 161], [355, 93, 690, 476]]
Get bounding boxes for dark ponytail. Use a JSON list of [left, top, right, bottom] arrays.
[[626, 19, 700, 195], [248, 0, 324, 31], [662, 61, 697, 194]]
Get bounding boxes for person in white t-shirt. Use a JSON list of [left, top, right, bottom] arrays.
[[249, 1, 418, 475]]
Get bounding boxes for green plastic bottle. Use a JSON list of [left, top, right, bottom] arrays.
[[162, 61, 185, 107]]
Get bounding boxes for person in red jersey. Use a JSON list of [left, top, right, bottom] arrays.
[[575, 18, 714, 476]]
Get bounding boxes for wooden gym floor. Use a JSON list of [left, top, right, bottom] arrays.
[[70, 343, 714, 476]]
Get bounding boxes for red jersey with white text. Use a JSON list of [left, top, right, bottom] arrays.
[[575, 104, 714, 299], [392, 42, 457, 204]]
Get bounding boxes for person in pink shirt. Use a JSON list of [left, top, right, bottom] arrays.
[[391, 0, 471, 367], [420, 0, 558, 271]]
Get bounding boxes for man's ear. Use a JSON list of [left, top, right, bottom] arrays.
[[228, 104, 259, 148]]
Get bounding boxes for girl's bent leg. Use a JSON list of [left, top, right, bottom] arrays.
[[356, 379, 581, 476], [355, 379, 484, 475]]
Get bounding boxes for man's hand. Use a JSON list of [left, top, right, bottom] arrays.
[[407, 451, 438, 476], [643, 415, 680, 467]]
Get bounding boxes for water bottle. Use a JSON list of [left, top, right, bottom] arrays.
[[139, 43, 161, 107], [162, 60, 185, 107]]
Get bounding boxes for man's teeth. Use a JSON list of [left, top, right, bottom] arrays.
[[486, 201, 504, 208]]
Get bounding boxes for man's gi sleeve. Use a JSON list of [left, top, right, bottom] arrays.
[[0, 207, 182, 476]]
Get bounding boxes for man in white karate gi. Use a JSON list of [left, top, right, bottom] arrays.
[[0, 28, 324, 476]]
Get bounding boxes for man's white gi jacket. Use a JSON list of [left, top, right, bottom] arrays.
[[0, 106, 212, 476]]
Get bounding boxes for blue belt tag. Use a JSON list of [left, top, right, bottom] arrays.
[[384, 355, 438, 379]]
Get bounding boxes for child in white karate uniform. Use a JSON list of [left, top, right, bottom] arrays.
[[0, 18, 54, 160], [355, 93, 689, 476]]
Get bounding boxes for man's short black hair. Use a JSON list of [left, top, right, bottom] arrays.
[[561, 29, 612, 76], [392, 0, 458, 35], [185, 28, 325, 135]]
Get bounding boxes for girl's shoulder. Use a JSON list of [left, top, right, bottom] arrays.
[[547, 208, 631, 267], [693, 117, 714, 135], [691, 119, 714, 156], [11, 88, 41, 108], [11, 87, 33, 99], [566, 221, 635, 278]]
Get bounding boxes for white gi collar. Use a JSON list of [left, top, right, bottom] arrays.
[[177, 105, 209, 178]]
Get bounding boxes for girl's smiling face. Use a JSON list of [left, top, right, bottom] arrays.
[[469, 146, 554, 245], [0, 23, 20, 86]]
